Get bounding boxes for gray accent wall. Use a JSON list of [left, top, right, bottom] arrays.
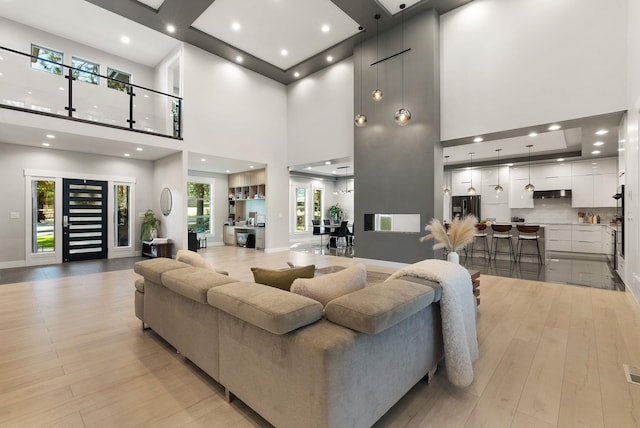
[[354, 9, 442, 263]]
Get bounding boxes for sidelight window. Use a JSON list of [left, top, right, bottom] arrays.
[[114, 184, 130, 247], [296, 188, 306, 231], [32, 180, 55, 253], [188, 182, 212, 234]]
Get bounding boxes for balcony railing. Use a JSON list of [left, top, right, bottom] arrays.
[[0, 45, 182, 139]]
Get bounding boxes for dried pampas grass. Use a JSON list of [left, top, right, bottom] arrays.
[[420, 215, 478, 252]]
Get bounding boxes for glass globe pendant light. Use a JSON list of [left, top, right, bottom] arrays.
[[494, 148, 504, 193], [394, 4, 411, 126], [372, 14, 383, 101], [524, 144, 535, 192], [354, 27, 367, 127], [467, 152, 476, 194], [443, 155, 451, 196]]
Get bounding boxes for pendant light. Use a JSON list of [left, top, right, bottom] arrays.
[[494, 148, 504, 193], [443, 155, 451, 196], [336, 166, 354, 194], [524, 144, 535, 192], [372, 14, 383, 101], [394, 4, 411, 126], [467, 152, 476, 195], [354, 27, 367, 127]]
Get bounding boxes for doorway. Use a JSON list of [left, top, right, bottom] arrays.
[[62, 178, 108, 262]]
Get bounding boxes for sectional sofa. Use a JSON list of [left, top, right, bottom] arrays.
[[133, 258, 445, 428]]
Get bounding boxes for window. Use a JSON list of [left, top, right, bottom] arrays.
[[188, 182, 212, 234], [114, 184, 130, 247], [107, 67, 131, 92], [32, 180, 55, 253], [313, 189, 322, 221], [30, 44, 63, 75], [72, 56, 99, 85], [296, 188, 306, 231]]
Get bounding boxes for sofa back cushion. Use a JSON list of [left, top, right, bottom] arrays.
[[290, 263, 367, 307], [208, 282, 323, 335], [251, 264, 315, 291], [324, 279, 435, 334], [162, 267, 239, 303], [133, 258, 189, 284]]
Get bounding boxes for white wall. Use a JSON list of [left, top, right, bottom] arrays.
[[181, 45, 289, 251], [0, 142, 154, 265], [153, 152, 186, 255], [287, 58, 354, 166], [624, 0, 640, 304], [440, 0, 628, 140]]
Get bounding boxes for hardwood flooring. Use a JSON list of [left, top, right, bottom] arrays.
[[1, 246, 639, 427]]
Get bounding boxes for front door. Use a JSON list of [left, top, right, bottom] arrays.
[[62, 179, 108, 262]]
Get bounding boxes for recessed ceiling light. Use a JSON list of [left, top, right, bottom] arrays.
[[473, 137, 483, 143], [225, 169, 231, 173], [249, 165, 255, 169], [201, 158, 207, 162], [0, 56, 3, 60], [618, 147, 625, 151], [321, 24, 330, 33], [280, 49, 288, 57], [306, 166, 312, 170], [136, 147, 143, 151], [332, 170, 338, 174], [506, 163, 514, 167], [0, 72, 3, 76], [231, 22, 241, 31], [591, 150, 601, 155], [59, 87, 64, 91], [46, 134, 55, 139], [548, 124, 561, 131], [327, 55, 333, 62], [27, 91, 32, 94], [557, 158, 565, 162], [93, 105, 98, 108], [595, 129, 608, 135], [325, 161, 331, 165], [528, 132, 538, 137], [593, 141, 604, 146], [41, 142, 50, 147], [293, 71, 300, 78], [121, 36, 131, 44], [124, 153, 131, 157], [143, 94, 149, 98], [620, 138, 626, 143], [166, 24, 175, 33], [145, 117, 149, 120], [236, 56, 243, 63]]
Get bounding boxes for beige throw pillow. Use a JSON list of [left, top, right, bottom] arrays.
[[251, 265, 316, 291], [176, 250, 229, 276], [291, 263, 367, 307]]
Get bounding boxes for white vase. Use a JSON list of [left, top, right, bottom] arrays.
[[447, 251, 459, 264]]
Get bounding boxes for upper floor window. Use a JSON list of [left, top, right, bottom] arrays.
[[72, 56, 99, 85], [30, 44, 63, 75], [107, 67, 131, 92]]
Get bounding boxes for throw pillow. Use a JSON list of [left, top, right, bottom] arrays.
[[176, 249, 229, 276], [290, 263, 367, 307], [251, 264, 316, 291]]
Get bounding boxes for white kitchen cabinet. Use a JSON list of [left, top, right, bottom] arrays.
[[571, 158, 616, 176], [534, 163, 572, 179], [451, 169, 482, 196], [571, 175, 595, 207], [571, 173, 616, 208], [481, 167, 509, 203], [545, 225, 572, 251], [510, 166, 531, 181], [571, 225, 604, 253], [510, 178, 534, 208], [593, 173, 617, 207]]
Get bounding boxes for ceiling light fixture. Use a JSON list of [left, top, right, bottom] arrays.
[[592, 150, 601, 155], [494, 149, 504, 193], [280, 49, 288, 57], [467, 152, 476, 194], [293, 72, 300, 78], [166, 24, 175, 33], [121, 36, 131, 44], [528, 132, 538, 137], [548, 124, 561, 131], [473, 137, 483, 143], [236, 56, 243, 63], [443, 155, 451, 196], [524, 144, 535, 192], [231, 22, 241, 31], [394, 4, 411, 126], [595, 129, 608, 135], [321, 24, 330, 33], [136, 147, 143, 151], [41, 142, 50, 147], [325, 161, 331, 165], [557, 158, 565, 162], [249, 165, 255, 169], [46, 134, 55, 139], [335, 166, 354, 194], [201, 158, 206, 162], [354, 27, 367, 128], [326, 55, 333, 62], [124, 153, 131, 157], [593, 141, 604, 146], [372, 14, 383, 101]]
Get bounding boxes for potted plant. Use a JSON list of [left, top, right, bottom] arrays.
[[141, 209, 161, 242], [328, 204, 343, 223]]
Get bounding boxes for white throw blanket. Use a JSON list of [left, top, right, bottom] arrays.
[[386, 259, 478, 387]]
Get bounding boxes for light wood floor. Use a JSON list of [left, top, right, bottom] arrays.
[[1, 246, 639, 427]]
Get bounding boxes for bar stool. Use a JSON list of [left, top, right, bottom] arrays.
[[470, 223, 490, 259], [490, 224, 516, 261], [516, 225, 543, 264]]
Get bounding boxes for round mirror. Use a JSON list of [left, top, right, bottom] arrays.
[[160, 187, 172, 216]]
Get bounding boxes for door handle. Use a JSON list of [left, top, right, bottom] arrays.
[[63, 215, 69, 227]]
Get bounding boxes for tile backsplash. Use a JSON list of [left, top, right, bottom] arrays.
[[511, 198, 617, 224]]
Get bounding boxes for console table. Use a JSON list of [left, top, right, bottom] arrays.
[[142, 240, 173, 258], [469, 269, 480, 306]]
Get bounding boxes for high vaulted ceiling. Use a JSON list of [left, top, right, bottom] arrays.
[[84, 0, 472, 84]]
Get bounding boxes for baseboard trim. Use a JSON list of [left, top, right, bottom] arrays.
[[0, 260, 27, 269]]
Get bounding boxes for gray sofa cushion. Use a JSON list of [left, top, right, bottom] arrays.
[[134, 258, 188, 284], [134, 277, 145, 293], [162, 267, 239, 303], [324, 279, 435, 334], [208, 282, 323, 335]]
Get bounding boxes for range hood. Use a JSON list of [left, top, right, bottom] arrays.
[[533, 189, 572, 199]]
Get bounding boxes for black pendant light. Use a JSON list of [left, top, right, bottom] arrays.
[[372, 14, 383, 101], [354, 27, 367, 127], [494, 148, 504, 193], [394, 4, 411, 126], [524, 144, 535, 192], [444, 155, 451, 196], [467, 152, 476, 194]]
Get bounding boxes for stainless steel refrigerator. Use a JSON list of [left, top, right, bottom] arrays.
[[452, 195, 481, 220]]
